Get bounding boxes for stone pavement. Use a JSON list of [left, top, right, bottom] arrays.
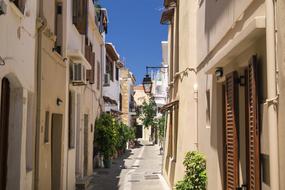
[[88, 141, 170, 190]]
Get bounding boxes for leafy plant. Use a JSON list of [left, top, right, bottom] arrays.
[[95, 113, 136, 160], [175, 151, 207, 190], [115, 122, 135, 151], [94, 113, 117, 160], [138, 98, 157, 129], [138, 98, 159, 143], [157, 114, 166, 143]]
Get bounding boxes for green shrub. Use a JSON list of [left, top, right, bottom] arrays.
[[95, 113, 137, 159], [94, 113, 117, 159], [175, 151, 207, 190]]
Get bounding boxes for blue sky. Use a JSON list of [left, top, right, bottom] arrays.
[[100, 0, 168, 84]]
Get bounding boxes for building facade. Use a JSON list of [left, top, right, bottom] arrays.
[[161, 0, 284, 189], [152, 41, 169, 110], [0, 0, 37, 189], [134, 85, 151, 140], [103, 43, 124, 117], [120, 68, 136, 127]]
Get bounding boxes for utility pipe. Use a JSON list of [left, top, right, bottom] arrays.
[[266, 0, 280, 189]]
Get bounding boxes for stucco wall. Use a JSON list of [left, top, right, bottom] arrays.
[[277, 0, 285, 188], [0, 0, 37, 189]]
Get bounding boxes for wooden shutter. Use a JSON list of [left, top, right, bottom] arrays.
[[10, 0, 25, 14], [0, 78, 10, 190], [73, 0, 88, 34], [97, 61, 100, 89], [246, 55, 260, 190], [90, 52, 95, 84], [224, 72, 239, 190], [85, 43, 91, 82]]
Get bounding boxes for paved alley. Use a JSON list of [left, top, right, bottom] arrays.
[[88, 141, 170, 190]]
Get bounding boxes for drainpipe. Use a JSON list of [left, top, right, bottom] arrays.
[[193, 83, 198, 150], [266, 0, 280, 189], [35, 0, 46, 188]]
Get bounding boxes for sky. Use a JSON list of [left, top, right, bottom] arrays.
[[100, 0, 168, 84]]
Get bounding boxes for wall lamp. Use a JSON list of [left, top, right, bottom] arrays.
[[0, 56, 5, 66], [215, 67, 223, 78], [57, 98, 63, 106]]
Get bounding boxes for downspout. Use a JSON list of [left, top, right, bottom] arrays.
[[35, 0, 46, 188], [193, 84, 198, 150], [266, 0, 280, 189]]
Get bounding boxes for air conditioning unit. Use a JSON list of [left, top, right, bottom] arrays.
[[0, 1, 7, 15], [104, 73, 110, 86], [71, 63, 87, 86]]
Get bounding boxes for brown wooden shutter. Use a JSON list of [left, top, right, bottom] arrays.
[[85, 43, 91, 82], [90, 52, 95, 84], [224, 72, 239, 190], [246, 55, 260, 190], [10, 0, 25, 13], [73, 0, 88, 34], [97, 61, 100, 89], [0, 78, 10, 190], [72, 0, 79, 25]]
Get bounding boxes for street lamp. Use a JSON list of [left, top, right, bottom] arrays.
[[142, 74, 152, 94], [142, 66, 168, 95]]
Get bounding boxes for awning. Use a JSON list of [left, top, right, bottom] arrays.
[[164, 0, 176, 8], [103, 96, 118, 105], [159, 100, 179, 112], [160, 7, 175, 25]]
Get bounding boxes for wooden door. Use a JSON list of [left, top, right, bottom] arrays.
[[245, 56, 260, 190], [0, 78, 10, 190], [224, 72, 239, 190], [51, 114, 63, 190]]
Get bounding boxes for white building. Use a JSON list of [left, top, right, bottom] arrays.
[[0, 1, 37, 189], [152, 41, 169, 109], [103, 43, 124, 117], [66, 0, 107, 188]]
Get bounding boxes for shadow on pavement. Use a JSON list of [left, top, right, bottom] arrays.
[[88, 149, 132, 190]]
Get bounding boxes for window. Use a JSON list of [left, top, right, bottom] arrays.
[[97, 61, 100, 90], [206, 90, 211, 128], [44, 111, 50, 143], [72, 0, 87, 34], [119, 93, 122, 111], [106, 57, 114, 81], [10, 0, 25, 14], [55, 2, 63, 55], [68, 91, 75, 149], [86, 41, 95, 84], [116, 67, 119, 81]]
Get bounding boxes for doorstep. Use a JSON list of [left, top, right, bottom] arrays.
[[76, 176, 93, 190]]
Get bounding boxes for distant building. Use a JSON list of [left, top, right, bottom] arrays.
[[134, 85, 152, 140], [120, 68, 136, 127], [103, 43, 124, 118], [153, 41, 169, 110]]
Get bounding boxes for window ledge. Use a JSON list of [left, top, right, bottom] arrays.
[[9, 2, 24, 19]]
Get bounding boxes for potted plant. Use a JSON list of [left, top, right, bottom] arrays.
[[175, 151, 207, 190], [94, 113, 116, 168]]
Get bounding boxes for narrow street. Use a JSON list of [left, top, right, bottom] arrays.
[[88, 141, 170, 190]]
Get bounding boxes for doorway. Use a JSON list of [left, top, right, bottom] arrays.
[[0, 78, 10, 190], [51, 114, 63, 190], [84, 114, 89, 176]]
